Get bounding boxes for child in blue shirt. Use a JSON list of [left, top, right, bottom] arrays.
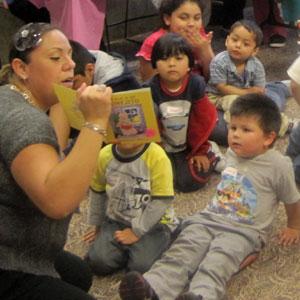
[[207, 20, 290, 146]]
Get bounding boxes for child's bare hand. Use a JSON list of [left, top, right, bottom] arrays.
[[114, 228, 139, 245], [278, 227, 300, 246], [189, 155, 210, 172], [83, 226, 100, 244]]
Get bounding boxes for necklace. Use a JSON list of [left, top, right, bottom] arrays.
[[10, 84, 38, 108]]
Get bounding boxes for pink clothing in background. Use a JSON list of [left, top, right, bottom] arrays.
[[29, 0, 106, 49], [136, 27, 207, 61]]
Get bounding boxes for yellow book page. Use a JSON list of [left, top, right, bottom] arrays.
[[54, 84, 161, 144], [53, 84, 84, 130]]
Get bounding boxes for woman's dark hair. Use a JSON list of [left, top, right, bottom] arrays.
[[229, 20, 263, 47], [159, 0, 206, 28], [230, 93, 281, 136], [9, 22, 59, 64], [151, 32, 194, 69], [69, 40, 96, 76]]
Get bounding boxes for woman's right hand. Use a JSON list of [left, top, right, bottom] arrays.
[[77, 83, 112, 127]]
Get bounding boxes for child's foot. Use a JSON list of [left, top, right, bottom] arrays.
[[119, 271, 158, 300], [175, 292, 203, 300]]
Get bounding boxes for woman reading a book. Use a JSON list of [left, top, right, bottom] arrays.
[[0, 23, 111, 300]]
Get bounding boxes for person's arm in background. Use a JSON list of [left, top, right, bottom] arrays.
[[139, 57, 158, 82], [84, 189, 107, 243], [278, 201, 300, 246], [291, 80, 300, 106], [11, 85, 112, 219]]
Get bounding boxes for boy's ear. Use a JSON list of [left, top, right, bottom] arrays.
[[11, 58, 29, 80], [84, 63, 95, 78], [225, 36, 229, 48], [163, 14, 171, 27], [252, 47, 259, 56], [264, 131, 277, 147]]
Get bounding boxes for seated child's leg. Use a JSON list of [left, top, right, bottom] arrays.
[[207, 93, 223, 109], [292, 155, 300, 183], [127, 224, 171, 274], [221, 95, 239, 113], [168, 151, 206, 193], [286, 124, 300, 182], [265, 81, 291, 111], [188, 228, 262, 300], [143, 220, 214, 300], [86, 219, 126, 276], [209, 110, 229, 146]]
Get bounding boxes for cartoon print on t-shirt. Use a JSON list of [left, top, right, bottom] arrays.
[[208, 167, 257, 224]]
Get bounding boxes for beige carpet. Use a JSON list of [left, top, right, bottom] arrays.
[[1, 5, 300, 299], [65, 97, 300, 300], [65, 27, 300, 300]]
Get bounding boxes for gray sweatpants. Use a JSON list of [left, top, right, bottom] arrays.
[[144, 213, 263, 300]]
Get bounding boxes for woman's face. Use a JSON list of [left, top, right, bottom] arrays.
[[23, 29, 75, 109], [163, 1, 202, 36]]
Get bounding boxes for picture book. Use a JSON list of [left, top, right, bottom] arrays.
[[54, 84, 161, 144]]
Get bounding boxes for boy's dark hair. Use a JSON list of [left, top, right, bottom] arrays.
[[69, 40, 96, 76], [229, 20, 263, 47], [151, 32, 194, 69], [159, 0, 206, 29], [230, 93, 281, 136]]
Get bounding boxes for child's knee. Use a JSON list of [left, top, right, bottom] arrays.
[[86, 247, 121, 276]]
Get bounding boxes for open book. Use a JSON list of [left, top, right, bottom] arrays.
[[54, 84, 161, 144]]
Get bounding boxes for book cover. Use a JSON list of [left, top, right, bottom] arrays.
[[54, 84, 161, 144]]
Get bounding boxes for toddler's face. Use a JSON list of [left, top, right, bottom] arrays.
[[156, 53, 190, 88], [228, 115, 275, 158], [225, 26, 258, 63], [163, 1, 202, 36]]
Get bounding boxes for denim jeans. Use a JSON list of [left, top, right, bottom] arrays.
[[86, 218, 171, 275], [286, 122, 300, 183]]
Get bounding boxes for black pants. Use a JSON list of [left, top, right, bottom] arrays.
[[168, 150, 205, 193], [0, 251, 95, 300]]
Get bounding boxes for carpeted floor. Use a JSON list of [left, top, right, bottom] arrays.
[[66, 28, 300, 300], [1, 5, 300, 300]]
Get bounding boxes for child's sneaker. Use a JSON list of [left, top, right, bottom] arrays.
[[269, 34, 286, 48], [175, 292, 203, 300], [210, 141, 226, 173], [119, 271, 158, 300]]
